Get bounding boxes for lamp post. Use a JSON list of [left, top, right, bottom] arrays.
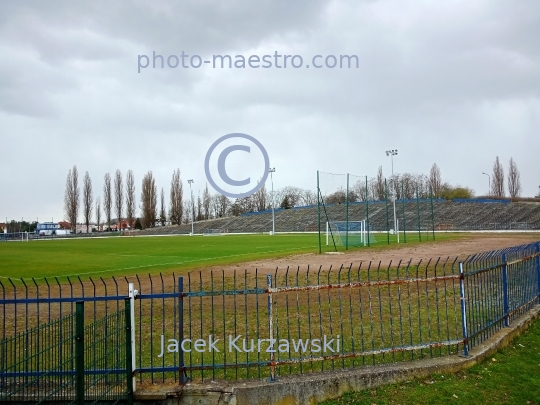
[[187, 179, 194, 235], [482, 172, 491, 196], [269, 168, 276, 235], [385, 149, 398, 242]]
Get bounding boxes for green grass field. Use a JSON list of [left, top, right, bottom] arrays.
[[0, 232, 464, 280], [321, 316, 540, 405]]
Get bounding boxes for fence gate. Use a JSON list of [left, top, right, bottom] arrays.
[[0, 299, 133, 405]]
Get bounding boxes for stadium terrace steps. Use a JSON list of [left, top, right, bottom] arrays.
[[135, 201, 540, 236]]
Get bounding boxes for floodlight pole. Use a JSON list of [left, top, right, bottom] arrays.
[[386, 149, 399, 243], [482, 172, 491, 196], [188, 179, 194, 236], [269, 168, 276, 235]]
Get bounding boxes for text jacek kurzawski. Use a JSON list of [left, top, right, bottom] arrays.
[[158, 335, 340, 357]]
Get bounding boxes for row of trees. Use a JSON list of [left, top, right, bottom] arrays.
[[490, 157, 522, 198], [62, 158, 524, 229], [183, 184, 316, 220], [63, 166, 323, 229], [64, 166, 186, 231], [323, 164, 474, 204]]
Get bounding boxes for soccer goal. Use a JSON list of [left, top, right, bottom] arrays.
[[326, 221, 377, 247], [1, 232, 30, 242]]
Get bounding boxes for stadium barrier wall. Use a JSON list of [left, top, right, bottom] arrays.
[[1, 242, 539, 388]]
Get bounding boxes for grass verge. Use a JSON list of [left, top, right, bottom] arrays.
[[321, 316, 540, 405]]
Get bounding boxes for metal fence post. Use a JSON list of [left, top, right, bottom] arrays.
[[366, 176, 370, 247], [75, 301, 84, 405], [502, 253, 510, 327], [346, 173, 349, 250], [317, 171, 321, 254], [536, 243, 540, 304], [458, 263, 470, 357], [416, 184, 421, 242], [267, 274, 276, 381], [401, 181, 406, 243], [125, 298, 134, 405], [178, 277, 187, 384], [128, 283, 137, 391], [385, 178, 390, 245]]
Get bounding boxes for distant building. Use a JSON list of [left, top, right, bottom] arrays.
[[58, 221, 71, 230], [111, 220, 135, 231], [76, 224, 97, 234], [36, 222, 60, 236]]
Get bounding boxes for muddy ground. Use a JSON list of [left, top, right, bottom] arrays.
[[201, 233, 540, 275]]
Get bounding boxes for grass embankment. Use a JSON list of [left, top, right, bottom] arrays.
[[322, 317, 540, 405]]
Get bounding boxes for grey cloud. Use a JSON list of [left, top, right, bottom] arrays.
[[0, 0, 539, 220]]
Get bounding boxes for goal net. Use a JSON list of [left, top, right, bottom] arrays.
[[1, 232, 30, 242], [326, 221, 377, 247], [317, 171, 377, 251], [317, 170, 438, 251]]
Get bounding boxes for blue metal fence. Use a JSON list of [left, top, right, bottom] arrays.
[[1, 242, 539, 385]]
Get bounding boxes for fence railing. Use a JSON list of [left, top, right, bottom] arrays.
[[0, 311, 77, 403], [0, 242, 539, 386], [0, 300, 133, 404]]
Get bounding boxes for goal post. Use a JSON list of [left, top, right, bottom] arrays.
[[326, 220, 377, 247], [1, 232, 30, 242], [317, 170, 437, 252], [317, 171, 376, 252]]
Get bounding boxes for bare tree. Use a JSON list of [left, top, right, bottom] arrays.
[[491, 156, 505, 197], [169, 169, 183, 225], [212, 194, 229, 218], [391, 173, 402, 200], [202, 184, 211, 219], [64, 165, 79, 232], [429, 163, 442, 198], [325, 189, 347, 204], [140, 171, 157, 228], [300, 189, 317, 206], [401, 173, 416, 199], [252, 182, 267, 211], [234, 195, 254, 214], [375, 166, 385, 200], [351, 179, 368, 202], [275, 186, 304, 208], [415, 174, 430, 198], [114, 169, 123, 229], [103, 173, 112, 231], [507, 157, 522, 198], [83, 171, 93, 233], [159, 188, 166, 226], [95, 197, 102, 232], [211, 194, 220, 218], [196, 193, 203, 221], [125, 170, 136, 229], [182, 200, 191, 224]]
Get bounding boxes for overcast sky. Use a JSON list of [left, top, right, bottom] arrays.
[[1, 0, 539, 222]]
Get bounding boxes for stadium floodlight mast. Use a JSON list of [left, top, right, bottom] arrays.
[[269, 168, 276, 235], [385, 149, 399, 242], [482, 172, 491, 196], [188, 179, 194, 235]]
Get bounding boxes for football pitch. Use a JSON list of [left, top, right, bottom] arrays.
[[0, 232, 460, 280], [0, 234, 318, 280]]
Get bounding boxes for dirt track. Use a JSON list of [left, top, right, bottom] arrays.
[[201, 234, 540, 274]]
